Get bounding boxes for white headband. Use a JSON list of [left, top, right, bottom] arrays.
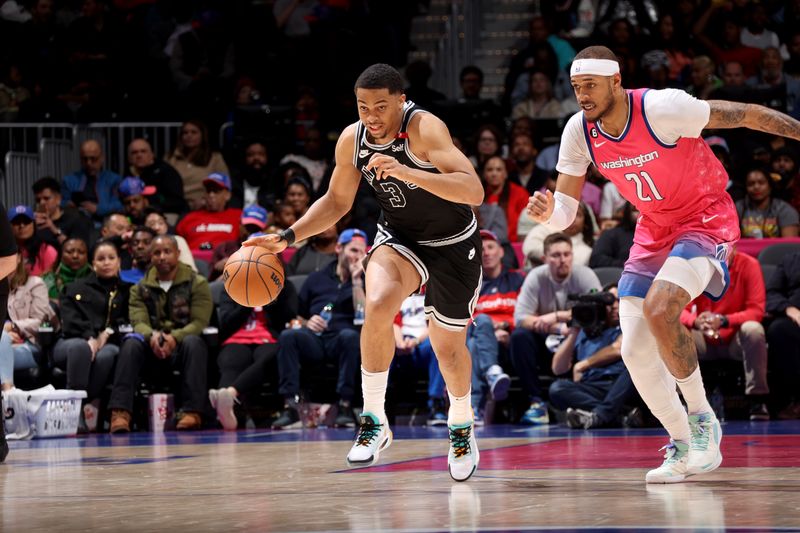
[[570, 58, 620, 77]]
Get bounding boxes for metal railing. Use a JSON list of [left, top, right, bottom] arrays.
[[430, 0, 481, 98], [0, 122, 183, 207]]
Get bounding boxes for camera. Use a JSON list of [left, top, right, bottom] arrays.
[[568, 290, 616, 337]]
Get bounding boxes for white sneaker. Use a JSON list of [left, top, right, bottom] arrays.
[[486, 365, 510, 402], [645, 440, 691, 484], [209, 388, 238, 431], [346, 413, 392, 467], [448, 421, 479, 482], [687, 412, 723, 475]]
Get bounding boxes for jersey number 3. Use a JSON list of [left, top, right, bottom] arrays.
[[624, 171, 664, 202], [380, 182, 407, 208]]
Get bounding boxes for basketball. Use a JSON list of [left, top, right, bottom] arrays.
[[222, 246, 284, 307]]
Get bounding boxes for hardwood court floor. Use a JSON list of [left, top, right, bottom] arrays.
[[2, 421, 800, 532]]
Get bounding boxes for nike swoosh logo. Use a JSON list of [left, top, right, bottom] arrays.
[[702, 215, 719, 224], [593, 141, 606, 148]]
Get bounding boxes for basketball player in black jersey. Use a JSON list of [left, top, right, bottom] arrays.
[[245, 64, 484, 481], [0, 202, 20, 463]]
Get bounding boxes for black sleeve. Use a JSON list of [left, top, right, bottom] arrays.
[[217, 289, 256, 341], [0, 202, 17, 257], [589, 230, 625, 268], [265, 277, 298, 338], [59, 284, 94, 339]]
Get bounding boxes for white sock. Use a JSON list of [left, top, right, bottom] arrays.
[[676, 367, 713, 415], [447, 388, 472, 426], [361, 366, 389, 424], [620, 298, 691, 442]]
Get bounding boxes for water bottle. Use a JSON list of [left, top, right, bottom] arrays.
[[317, 303, 334, 336], [353, 302, 365, 326]]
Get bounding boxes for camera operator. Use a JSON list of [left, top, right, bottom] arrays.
[[512, 232, 602, 424], [549, 284, 639, 429]]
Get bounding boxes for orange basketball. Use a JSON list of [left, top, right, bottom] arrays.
[[222, 246, 284, 307]]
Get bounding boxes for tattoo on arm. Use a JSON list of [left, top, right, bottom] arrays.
[[707, 100, 745, 127], [708, 100, 800, 141]]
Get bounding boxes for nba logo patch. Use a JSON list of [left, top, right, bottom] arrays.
[[714, 243, 729, 262]]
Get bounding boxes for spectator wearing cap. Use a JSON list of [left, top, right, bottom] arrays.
[[119, 177, 156, 226], [127, 138, 187, 217], [32, 176, 92, 250], [9, 205, 57, 276], [208, 205, 269, 282], [61, 140, 123, 222], [271, 228, 367, 430], [176, 173, 243, 250], [468, 229, 523, 423], [704, 136, 743, 200]]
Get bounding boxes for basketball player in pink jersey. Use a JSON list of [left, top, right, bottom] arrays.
[[529, 45, 800, 483]]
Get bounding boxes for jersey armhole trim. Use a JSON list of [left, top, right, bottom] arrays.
[[403, 108, 437, 169], [641, 89, 678, 149], [581, 114, 598, 167]]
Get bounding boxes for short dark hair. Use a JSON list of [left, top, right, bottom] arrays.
[[574, 45, 618, 62], [543, 232, 573, 254], [354, 64, 404, 94], [153, 233, 179, 250], [460, 65, 483, 83], [32, 176, 61, 195], [132, 225, 156, 239]]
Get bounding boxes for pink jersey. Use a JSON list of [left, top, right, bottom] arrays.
[[582, 89, 737, 242]]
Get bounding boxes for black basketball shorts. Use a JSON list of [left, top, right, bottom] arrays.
[[369, 223, 483, 331]]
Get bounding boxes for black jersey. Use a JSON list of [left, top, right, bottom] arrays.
[[353, 101, 476, 245]]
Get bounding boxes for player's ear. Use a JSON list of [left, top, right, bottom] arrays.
[[398, 93, 406, 106]]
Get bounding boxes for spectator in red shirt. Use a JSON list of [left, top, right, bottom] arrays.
[[176, 173, 243, 250], [468, 229, 525, 422], [680, 249, 769, 420], [482, 156, 529, 243]]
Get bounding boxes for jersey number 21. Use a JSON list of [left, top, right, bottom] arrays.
[[624, 171, 664, 202]]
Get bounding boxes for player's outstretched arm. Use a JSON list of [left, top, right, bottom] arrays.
[[244, 126, 362, 251], [526, 172, 585, 229], [707, 100, 800, 141], [370, 113, 484, 205]]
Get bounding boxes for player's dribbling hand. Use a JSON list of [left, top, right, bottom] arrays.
[[367, 153, 408, 181], [526, 190, 555, 223], [242, 233, 288, 253]]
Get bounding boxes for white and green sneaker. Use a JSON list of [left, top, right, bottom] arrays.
[[645, 440, 691, 484], [687, 412, 723, 475], [448, 422, 479, 482], [346, 413, 392, 467]]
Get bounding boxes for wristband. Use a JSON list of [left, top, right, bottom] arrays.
[[278, 228, 296, 246], [544, 192, 579, 231]]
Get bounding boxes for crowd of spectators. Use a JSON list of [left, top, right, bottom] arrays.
[[2, 0, 800, 430]]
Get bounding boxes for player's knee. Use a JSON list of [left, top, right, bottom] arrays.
[[642, 289, 682, 332], [364, 289, 400, 319]]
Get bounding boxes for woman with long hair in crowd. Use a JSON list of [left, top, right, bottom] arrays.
[[482, 155, 529, 243], [53, 240, 131, 431], [736, 167, 800, 238], [0, 255, 55, 391], [9, 205, 57, 275], [166, 119, 230, 211]]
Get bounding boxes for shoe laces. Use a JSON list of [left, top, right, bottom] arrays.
[[449, 426, 472, 458], [658, 442, 683, 464], [690, 418, 711, 450], [355, 419, 383, 447]]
